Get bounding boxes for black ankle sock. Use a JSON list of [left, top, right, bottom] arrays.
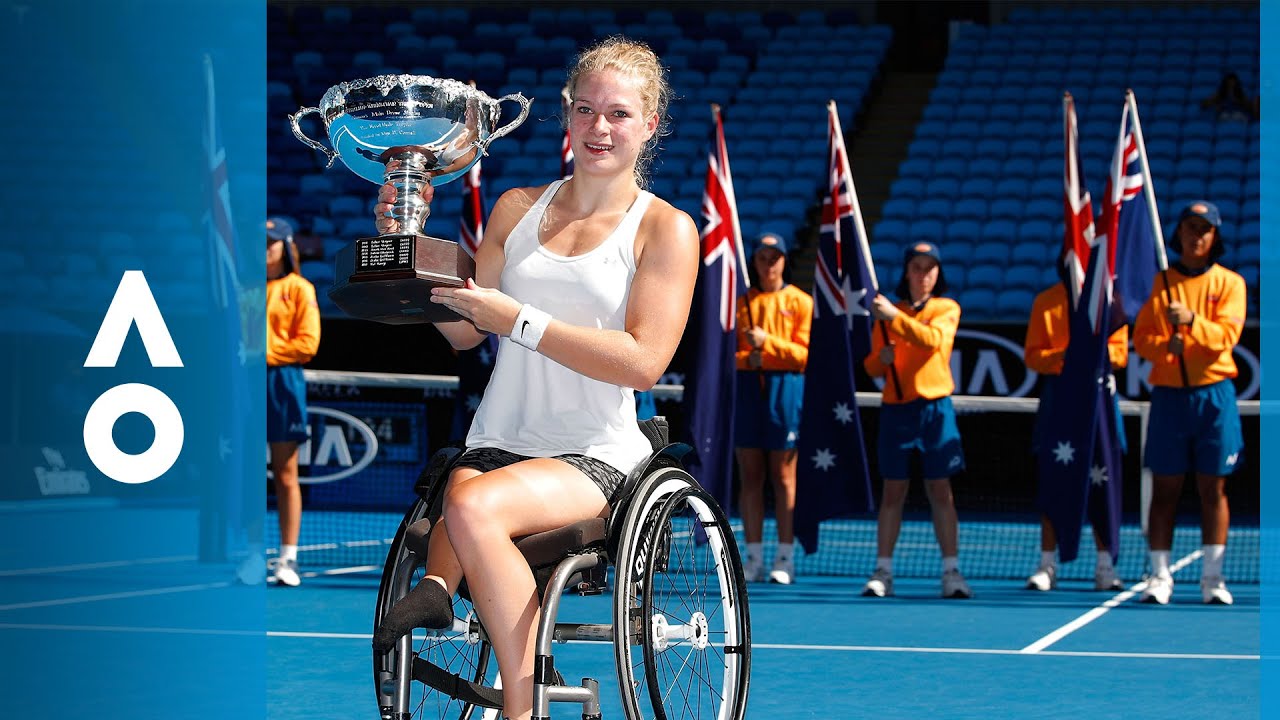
[[372, 579, 453, 652]]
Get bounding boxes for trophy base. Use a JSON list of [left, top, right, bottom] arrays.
[[328, 233, 477, 325]]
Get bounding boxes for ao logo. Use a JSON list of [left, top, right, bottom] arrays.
[[82, 272, 183, 485], [295, 407, 380, 484]]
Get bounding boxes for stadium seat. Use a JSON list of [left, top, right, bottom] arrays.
[[908, 219, 945, 245], [923, 178, 961, 199], [952, 198, 988, 222], [980, 220, 1016, 244], [966, 264, 1003, 290], [996, 288, 1037, 319], [958, 289, 997, 320], [1011, 242, 1048, 267], [989, 198, 1024, 221], [972, 242, 1010, 265], [946, 220, 983, 243], [873, 219, 908, 246], [880, 198, 916, 222], [1005, 265, 1043, 291], [916, 198, 953, 221]]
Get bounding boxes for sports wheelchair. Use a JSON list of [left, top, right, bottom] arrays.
[[373, 419, 751, 720]]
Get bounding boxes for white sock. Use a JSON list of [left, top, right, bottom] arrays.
[[281, 544, 298, 563], [746, 542, 763, 565], [942, 556, 959, 573], [876, 557, 893, 574], [1040, 551, 1056, 569], [1202, 544, 1226, 578], [774, 542, 794, 565], [1096, 550, 1114, 570], [1150, 550, 1170, 578]]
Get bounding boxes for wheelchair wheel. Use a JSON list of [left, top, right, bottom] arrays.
[[613, 469, 750, 720], [374, 498, 501, 720]]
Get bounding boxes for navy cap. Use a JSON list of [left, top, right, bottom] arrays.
[[903, 241, 941, 264], [752, 232, 789, 257], [1178, 201, 1221, 229], [266, 216, 295, 243]]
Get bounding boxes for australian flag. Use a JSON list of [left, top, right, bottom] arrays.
[[1037, 94, 1123, 564], [1109, 96, 1160, 324], [683, 105, 748, 511], [793, 101, 874, 554], [452, 156, 499, 441], [201, 53, 253, 561]]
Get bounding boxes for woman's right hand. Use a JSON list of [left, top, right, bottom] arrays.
[[373, 161, 435, 234]]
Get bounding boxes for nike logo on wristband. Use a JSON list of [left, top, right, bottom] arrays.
[[521, 320, 530, 337]]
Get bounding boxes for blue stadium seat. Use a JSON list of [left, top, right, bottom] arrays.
[[968, 158, 1002, 179], [996, 288, 1037, 319], [881, 198, 916, 222], [958, 289, 997, 320], [871, 240, 900, 266], [944, 265, 967, 292], [1003, 157, 1036, 178], [908, 219, 945, 244], [944, 241, 975, 265], [889, 177, 926, 200], [992, 179, 1025, 199], [924, 177, 961, 199], [952, 198, 987, 222], [1005, 265, 1043, 291], [972, 242, 1010, 265], [1011, 242, 1048, 266], [946, 219, 983, 243], [980, 220, 1017, 244], [1013, 217, 1054, 242], [898, 158, 932, 179], [989, 198, 1024, 221], [966, 264, 1003, 290], [916, 198, 952, 221], [932, 158, 967, 179], [874, 219, 908, 246]]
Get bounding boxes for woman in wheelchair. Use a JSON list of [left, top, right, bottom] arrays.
[[369, 37, 700, 720]]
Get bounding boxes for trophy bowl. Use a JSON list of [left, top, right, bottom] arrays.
[[290, 75, 530, 324]]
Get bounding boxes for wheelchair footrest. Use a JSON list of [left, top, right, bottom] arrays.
[[404, 518, 432, 558]]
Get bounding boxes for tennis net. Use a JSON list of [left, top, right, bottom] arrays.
[[277, 370, 1261, 583]]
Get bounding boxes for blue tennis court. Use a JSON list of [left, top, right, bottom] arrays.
[[0, 505, 1260, 718]]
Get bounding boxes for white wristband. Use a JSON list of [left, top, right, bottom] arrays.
[[510, 304, 552, 351]]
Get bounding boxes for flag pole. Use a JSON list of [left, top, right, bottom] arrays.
[[1126, 89, 1189, 389], [831, 99, 900, 400]]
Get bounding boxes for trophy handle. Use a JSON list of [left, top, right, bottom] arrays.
[[479, 93, 532, 154], [289, 106, 339, 168]]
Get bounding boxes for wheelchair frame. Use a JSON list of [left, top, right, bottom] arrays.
[[373, 434, 751, 720]]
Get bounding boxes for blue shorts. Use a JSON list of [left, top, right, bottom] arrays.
[[877, 396, 965, 479], [267, 364, 309, 444], [734, 371, 804, 450], [1144, 380, 1244, 476]]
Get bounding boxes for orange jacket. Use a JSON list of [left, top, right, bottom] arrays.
[[865, 296, 959, 404], [267, 273, 321, 367], [1023, 283, 1128, 375], [735, 285, 812, 372], [1133, 265, 1245, 387]]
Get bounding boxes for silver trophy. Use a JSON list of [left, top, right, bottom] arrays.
[[290, 75, 531, 324]]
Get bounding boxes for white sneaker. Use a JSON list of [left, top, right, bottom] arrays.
[[235, 552, 266, 586], [862, 568, 893, 597], [768, 557, 794, 585], [1200, 576, 1234, 605], [274, 558, 301, 587], [942, 569, 973, 599], [1140, 573, 1173, 604], [743, 558, 765, 583], [1026, 565, 1056, 591], [1094, 565, 1123, 591]]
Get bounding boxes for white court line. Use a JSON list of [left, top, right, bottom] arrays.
[[0, 623, 1254, 661], [0, 554, 197, 577], [1020, 549, 1203, 654], [0, 581, 230, 611], [260, 631, 1257, 661]]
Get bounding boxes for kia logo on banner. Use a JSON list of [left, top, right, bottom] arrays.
[[295, 407, 380, 484]]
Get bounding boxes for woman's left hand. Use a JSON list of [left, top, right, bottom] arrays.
[[431, 278, 522, 335]]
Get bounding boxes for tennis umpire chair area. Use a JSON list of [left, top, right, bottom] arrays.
[[373, 418, 752, 720]]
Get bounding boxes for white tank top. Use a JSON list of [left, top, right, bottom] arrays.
[[466, 179, 655, 474]]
